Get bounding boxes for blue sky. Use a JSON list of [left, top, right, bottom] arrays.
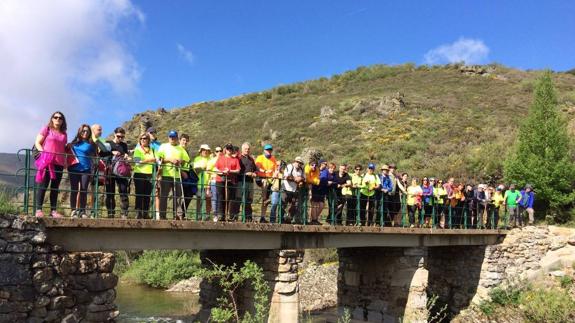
[[1, 0, 574, 152]]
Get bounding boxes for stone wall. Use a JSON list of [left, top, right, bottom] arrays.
[[338, 247, 428, 323], [0, 214, 118, 322]]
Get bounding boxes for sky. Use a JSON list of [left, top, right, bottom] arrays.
[[1, 0, 574, 153]]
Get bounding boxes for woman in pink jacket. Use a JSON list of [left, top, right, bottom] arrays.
[[34, 111, 68, 217]]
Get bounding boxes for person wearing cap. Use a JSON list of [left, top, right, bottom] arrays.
[[207, 146, 223, 220], [376, 165, 393, 226], [193, 144, 212, 219], [157, 130, 190, 220], [179, 134, 196, 216], [236, 142, 258, 221], [474, 184, 488, 229], [334, 164, 352, 225], [213, 143, 240, 221], [359, 163, 381, 226], [255, 144, 278, 223], [309, 160, 329, 225], [519, 184, 535, 225], [146, 127, 161, 152], [282, 156, 305, 224], [387, 163, 402, 227], [504, 184, 522, 228]]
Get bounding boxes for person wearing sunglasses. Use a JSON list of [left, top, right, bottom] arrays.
[[207, 146, 223, 221], [34, 111, 68, 218], [105, 127, 130, 218], [133, 133, 156, 219], [68, 124, 96, 218]]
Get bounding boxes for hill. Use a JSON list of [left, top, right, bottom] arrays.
[[119, 63, 575, 183], [0, 152, 25, 188]]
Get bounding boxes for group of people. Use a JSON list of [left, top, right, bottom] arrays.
[[32, 111, 536, 228]]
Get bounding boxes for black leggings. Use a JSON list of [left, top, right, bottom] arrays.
[[133, 173, 152, 219], [69, 171, 90, 212], [106, 175, 129, 217], [35, 165, 64, 211]]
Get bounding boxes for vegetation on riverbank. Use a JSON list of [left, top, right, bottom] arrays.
[[119, 250, 201, 288], [0, 186, 17, 214], [477, 281, 575, 323]]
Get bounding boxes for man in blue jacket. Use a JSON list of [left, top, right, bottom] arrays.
[[376, 164, 393, 226], [520, 184, 535, 225]]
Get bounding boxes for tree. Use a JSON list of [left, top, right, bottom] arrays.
[[504, 71, 575, 212]]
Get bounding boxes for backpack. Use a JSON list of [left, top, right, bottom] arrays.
[[112, 156, 132, 177]]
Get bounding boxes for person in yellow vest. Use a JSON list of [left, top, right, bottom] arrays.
[[193, 144, 212, 219], [157, 130, 190, 220], [133, 133, 156, 219], [255, 144, 277, 223], [359, 163, 380, 226], [347, 164, 364, 225]]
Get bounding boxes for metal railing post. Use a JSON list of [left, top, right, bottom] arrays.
[[355, 189, 360, 226], [278, 178, 283, 224], [23, 149, 31, 215], [464, 207, 468, 229], [448, 204, 452, 229], [401, 195, 407, 227], [241, 174, 246, 223], [379, 192, 384, 227], [150, 163, 157, 219]]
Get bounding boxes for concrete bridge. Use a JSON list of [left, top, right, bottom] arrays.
[[1, 214, 509, 323]]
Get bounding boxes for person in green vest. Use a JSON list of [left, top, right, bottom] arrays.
[[157, 130, 190, 220], [360, 163, 381, 226]]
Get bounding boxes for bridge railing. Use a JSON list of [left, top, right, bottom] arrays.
[[5, 149, 513, 229]]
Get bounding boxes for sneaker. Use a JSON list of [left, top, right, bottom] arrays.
[[213, 216, 219, 222], [50, 211, 63, 218], [35, 210, 44, 218], [71, 210, 79, 218], [259, 217, 268, 223], [81, 213, 89, 219]]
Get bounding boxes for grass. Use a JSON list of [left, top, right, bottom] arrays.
[[122, 250, 201, 288], [0, 185, 18, 214], [479, 283, 575, 323]]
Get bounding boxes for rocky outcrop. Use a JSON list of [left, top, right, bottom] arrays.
[[299, 262, 338, 311], [0, 214, 118, 322]]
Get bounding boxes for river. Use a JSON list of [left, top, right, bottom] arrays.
[[115, 281, 341, 322]]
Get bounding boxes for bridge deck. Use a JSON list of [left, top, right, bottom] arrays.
[[41, 219, 507, 251]]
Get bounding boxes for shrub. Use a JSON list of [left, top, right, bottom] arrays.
[[558, 275, 573, 289], [521, 288, 575, 323], [0, 186, 18, 214], [123, 250, 200, 288], [489, 286, 522, 306]]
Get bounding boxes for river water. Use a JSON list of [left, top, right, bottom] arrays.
[[115, 282, 341, 322]]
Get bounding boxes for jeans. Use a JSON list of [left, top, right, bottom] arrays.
[[270, 191, 281, 223], [211, 181, 219, 218]]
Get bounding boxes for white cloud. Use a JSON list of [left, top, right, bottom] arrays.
[[177, 43, 194, 65], [0, 0, 143, 153], [424, 38, 490, 65]]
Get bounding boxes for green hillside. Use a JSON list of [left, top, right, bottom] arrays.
[[120, 63, 575, 183]]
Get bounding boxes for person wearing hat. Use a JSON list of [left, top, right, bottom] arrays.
[[156, 130, 190, 220], [375, 165, 393, 226], [255, 144, 278, 223], [207, 146, 223, 220], [347, 164, 364, 226], [193, 144, 212, 219], [387, 163, 402, 226], [504, 184, 522, 228], [520, 184, 535, 225], [235, 142, 258, 221], [213, 143, 240, 221], [282, 156, 305, 224], [178, 134, 197, 216], [146, 127, 161, 152], [489, 186, 505, 228], [359, 163, 381, 226]]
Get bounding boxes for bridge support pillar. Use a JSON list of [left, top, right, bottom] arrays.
[[199, 249, 304, 323], [338, 247, 429, 323]]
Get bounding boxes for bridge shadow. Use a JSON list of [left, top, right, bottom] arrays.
[[427, 245, 486, 320]]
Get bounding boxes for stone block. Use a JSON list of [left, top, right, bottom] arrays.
[[30, 306, 47, 317], [78, 260, 98, 274], [0, 218, 12, 228], [69, 289, 91, 304], [61, 312, 81, 323], [87, 302, 116, 312], [0, 239, 6, 252], [275, 281, 298, 295], [33, 268, 54, 283], [92, 289, 116, 305], [50, 295, 75, 310], [367, 299, 388, 312], [277, 272, 298, 282], [30, 232, 47, 245], [344, 271, 360, 287], [72, 273, 118, 292], [0, 257, 30, 286], [277, 263, 294, 273], [6, 242, 33, 253], [97, 254, 115, 273], [85, 309, 119, 321]]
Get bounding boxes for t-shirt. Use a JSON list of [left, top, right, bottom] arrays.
[[255, 154, 277, 178], [492, 192, 504, 208], [69, 141, 95, 173], [207, 156, 219, 182], [360, 173, 380, 197], [304, 164, 320, 185], [133, 146, 155, 175], [283, 163, 304, 192], [193, 155, 210, 186], [407, 185, 423, 206], [239, 154, 257, 176], [336, 172, 352, 196], [157, 143, 190, 178], [108, 141, 128, 155], [214, 155, 240, 183], [39, 126, 67, 166], [504, 190, 521, 207]]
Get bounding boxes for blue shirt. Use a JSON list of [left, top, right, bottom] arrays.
[[379, 174, 393, 193], [69, 141, 94, 173], [312, 168, 329, 196], [520, 190, 534, 208]]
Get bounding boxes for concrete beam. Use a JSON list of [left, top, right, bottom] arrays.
[[41, 219, 506, 251]]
